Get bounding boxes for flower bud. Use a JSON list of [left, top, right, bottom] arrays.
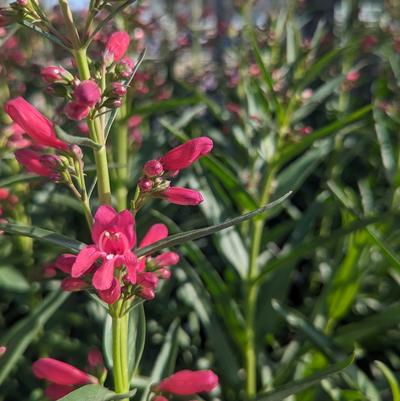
[[41, 66, 72, 83], [155, 370, 219, 396], [0, 346, 6, 357], [61, 278, 89, 292], [74, 80, 101, 107], [139, 287, 155, 300], [157, 268, 171, 280], [39, 154, 61, 171], [116, 56, 134, 78], [155, 252, 179, 267], [161, 187, 204, 206], [143, 160, 164, 177], [139, 178, 153, 192], [65, 102, 90, 121], [104, 31, 130, 64], [5, 97, 68, 150], [15, 148, 58, 178], [87, 349, 104, 368], [111, 82, 127, 97], [17, 0, 28, 5]]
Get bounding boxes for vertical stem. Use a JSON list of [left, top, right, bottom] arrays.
[[73, 48, 112, 205], [112, 310, 129, 400], [244, 165, 277, 399], [114, 102, 128, 210]]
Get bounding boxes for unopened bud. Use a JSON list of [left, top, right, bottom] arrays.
[[143, 160, 164, 177], [139, 178, 153, 192]]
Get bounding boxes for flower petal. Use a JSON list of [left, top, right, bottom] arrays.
[[116, 210, 136, 248], [32, 358, 91, 386], [97, 278, 121, 304], [92, 257, 116, 290], [71, 245, 100, 278], [139, 224, 168, 248], [92, 205, 118, 243]]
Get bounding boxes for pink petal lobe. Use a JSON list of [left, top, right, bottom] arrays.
[[139, 224, 168, 248], [92, 205, 118, 243], [71, 245, 100, 278], [116, 210, 136, 248], [92, 257, 115, 290]]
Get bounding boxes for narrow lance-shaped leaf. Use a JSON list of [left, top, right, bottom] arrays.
[[136, 192, 292, 257], [58, 384, 136, 401], [55, 126, 102, 150], [0, 193, 290, 255], [254, 354, 354, 401], [374, 361, 400, 401], [0, 222, 84, 252]]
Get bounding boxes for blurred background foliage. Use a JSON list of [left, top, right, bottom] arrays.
[[1, 0, 400, 400]]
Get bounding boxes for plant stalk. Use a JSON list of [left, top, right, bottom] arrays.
[[112, 310, 129, 400]]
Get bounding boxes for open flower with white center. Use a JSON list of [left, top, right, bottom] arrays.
[[71, 205, 137, 291]]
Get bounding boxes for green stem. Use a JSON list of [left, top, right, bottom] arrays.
[[114, 102, 128, 210], [112, 310, 129, 400], [73, 48, 112, 205], [244, 165, 277, 399]]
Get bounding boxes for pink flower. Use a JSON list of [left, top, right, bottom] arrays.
[[0, 346, 6, 357], [159, 137, 213, 171], [65, 101, 90, 121], [4, 97, 68, 150], [33, 358, 97, 401], [74, 80, 101, 107], [155, 370, 218, 396], [105, 31, 130, 63], [15, 148, 59, 179], [71, 205, 137, 291], [111, 82, 127, 97], [161, 187, 203, 206], [139, 223, 168, 248], [61, 278, 89, 292], [32, 358, 94, 385]]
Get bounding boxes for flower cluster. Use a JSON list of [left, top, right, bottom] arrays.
[[138, 137, 213, 206], [48, 206, 179, 304]]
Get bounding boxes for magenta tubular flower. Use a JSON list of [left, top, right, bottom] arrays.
[[161, 187, 204, 206], [61, 277, 89, 292], [15, 148, 58, 178], [65, 101, 90, 121], [32, 358, 93, 386], [55, 253, 76, 274], [4, 97, 68, 150], [159, 137, 213, 172], [74, 80, 102, 107], [116, 56, 135, 78], [105, 31, 130, 62], [156, 370, 219, 396], [71, 205, 137, 291], [143, 160, 164, 177]]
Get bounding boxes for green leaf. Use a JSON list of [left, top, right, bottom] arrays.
[[139, 319, 180, 401], [0, 222, 84, 253], [55, 126, 102, 150], [375, 361, 400, 401], [136, 192, 292, 257], [254, 354, 354, 401], [104, 304, 146, 379], [373, 107, 396, 182], [328, 180, 400, 273], [0, 291, 69, 385], [272, 301, 381, 400], [253, 211, 398, 286], [0, 174, 43, 187], [293, 76, 346, 123], [58, 384, 136, 401], [279, 105, 372, 165], [19, 20, 70, 50], [0, 265, 30, 292], [104, 48, 146, 141]]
